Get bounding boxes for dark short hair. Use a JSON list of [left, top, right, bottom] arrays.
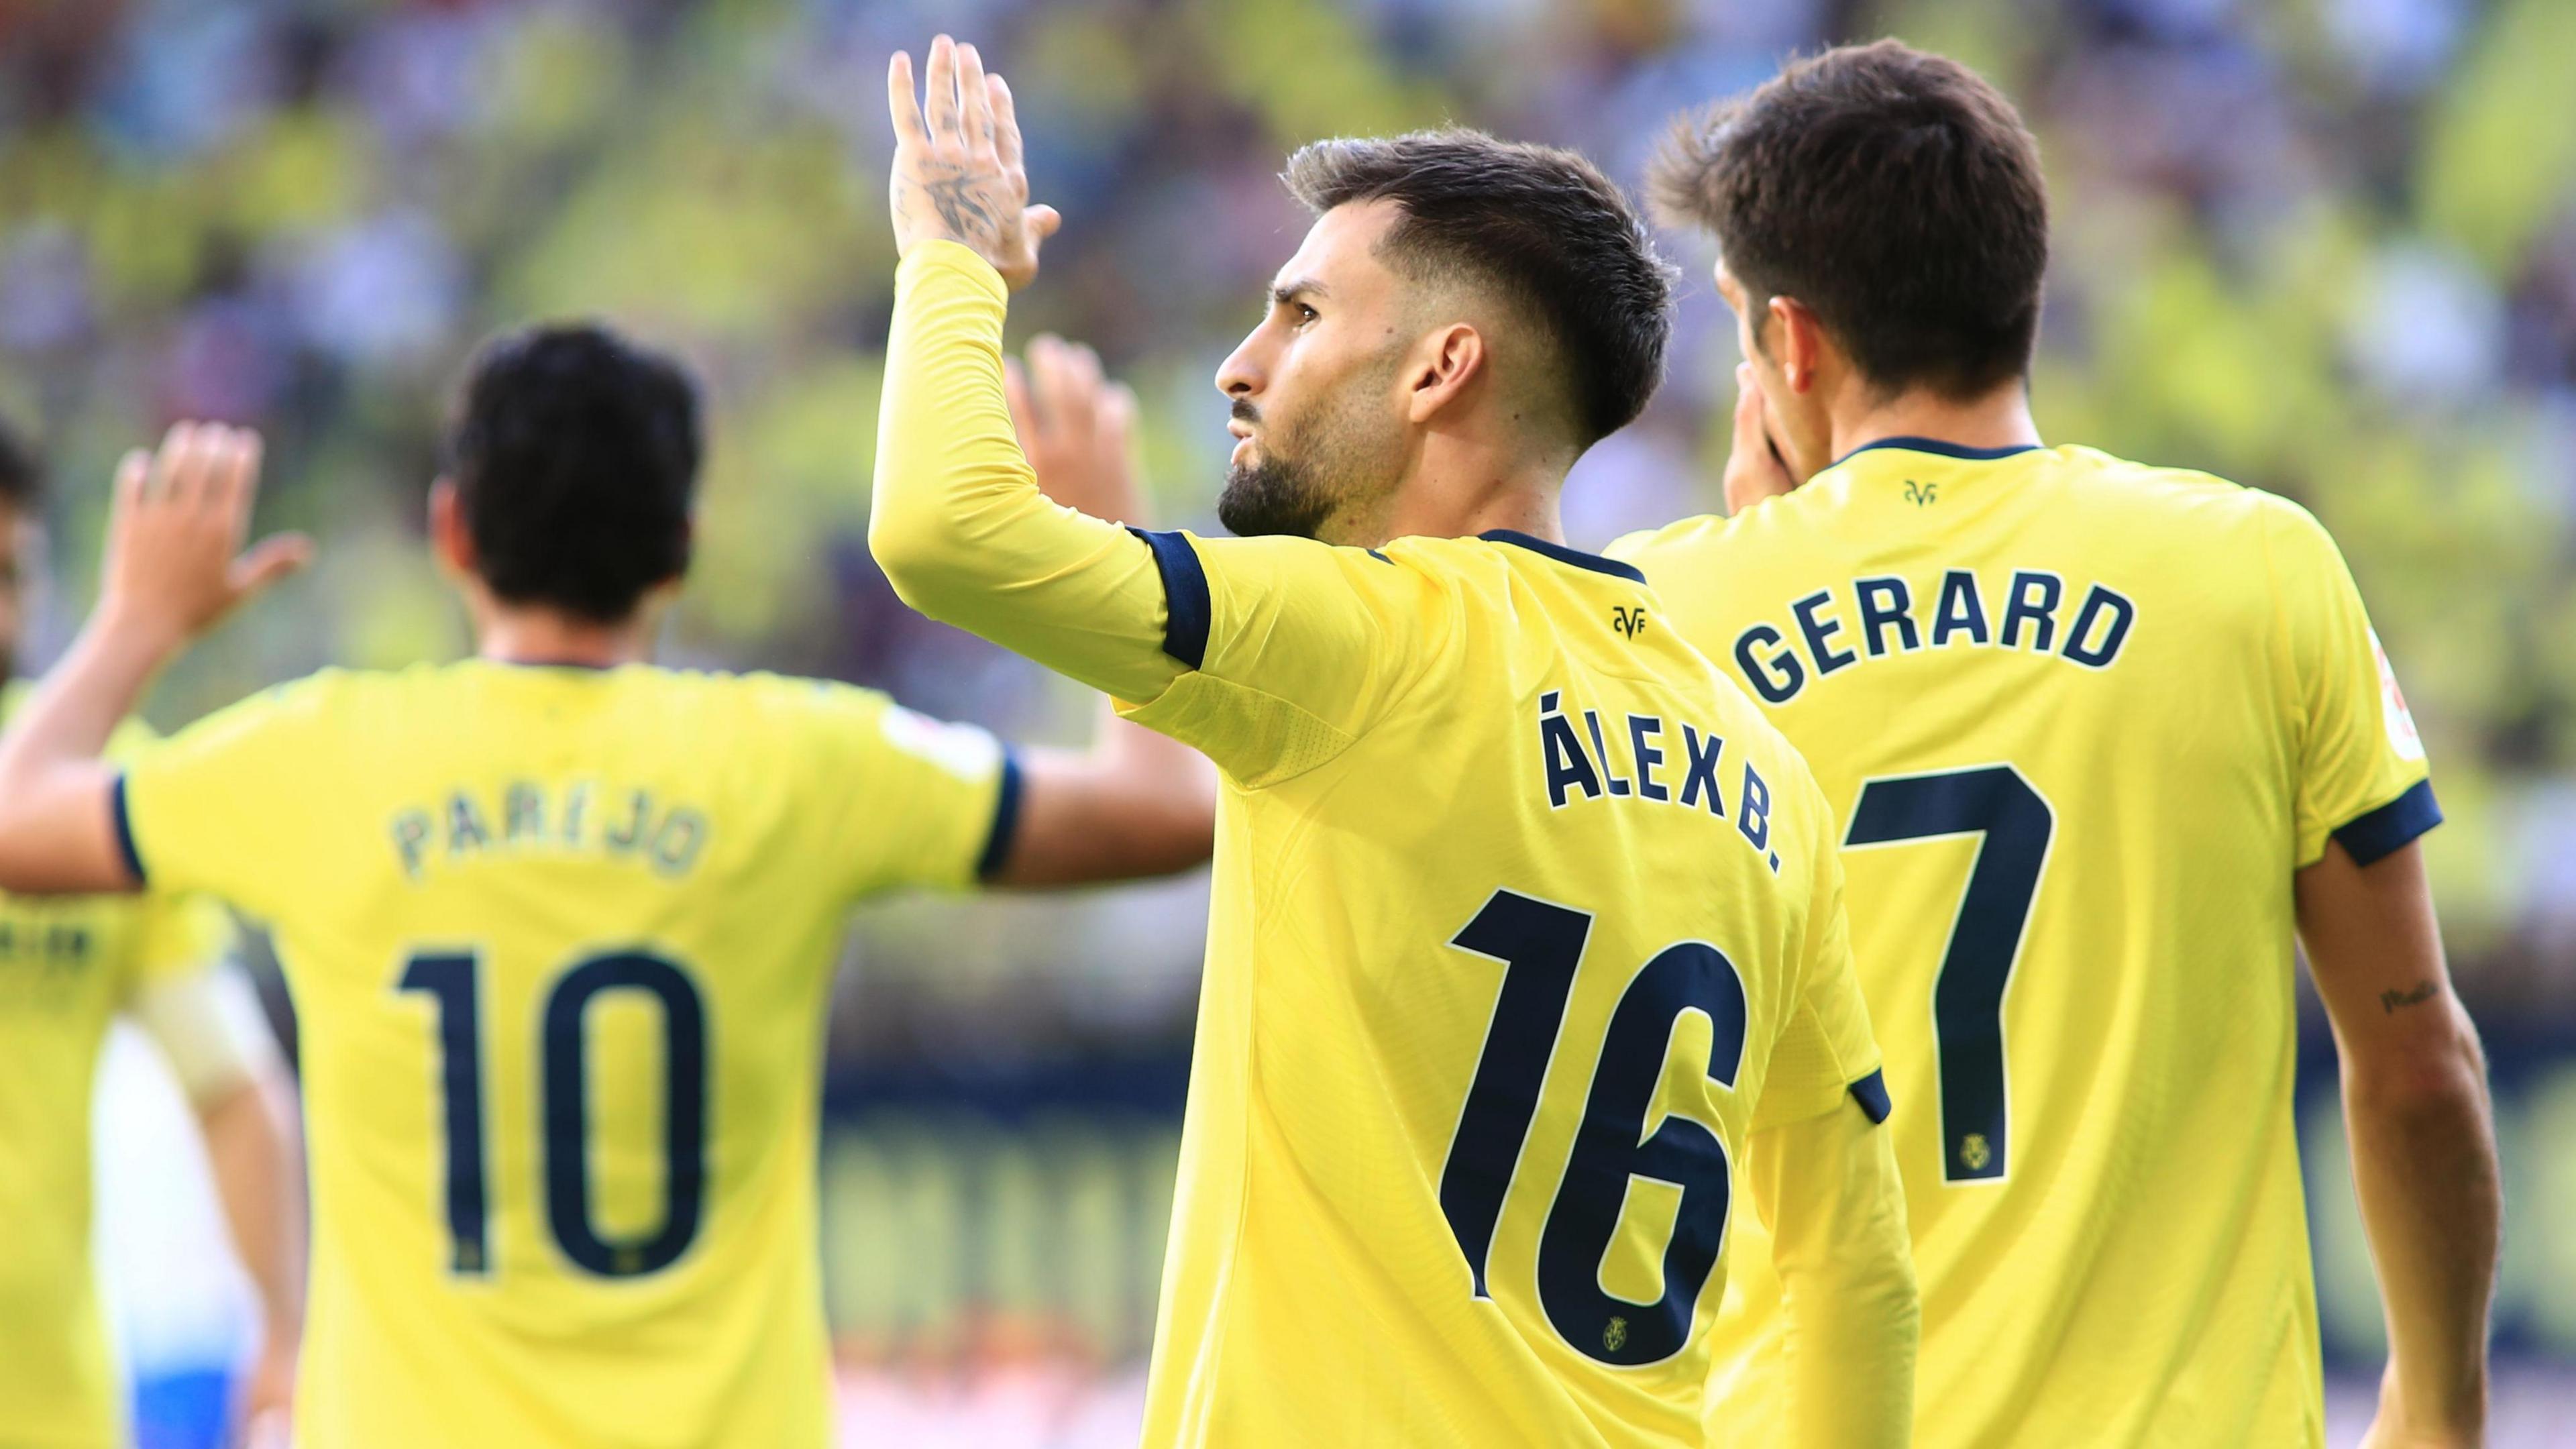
[[0, 413, 40, 512], [1650, 40, 2049, 400], [1283, 129, 1674, 447], [447, 323, 702, 623]]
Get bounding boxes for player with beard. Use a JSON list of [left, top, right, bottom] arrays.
[[871, 36, 1917, 1448]]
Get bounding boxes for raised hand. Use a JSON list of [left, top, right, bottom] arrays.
[[887, 35, 1060, 291], [1722, 362, 1799, 518], [1006, 335, 1149, 527], [98, 422, 311, 653]]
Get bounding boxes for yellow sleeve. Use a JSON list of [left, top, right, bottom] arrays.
[[98, 717, 244, 993], [870, 241, 1181, 706], [1112, 531, 1454, 788], [2263, 498, 2439, 867], [1746, 1099, 1919, 1448], [1753, 799, 1889, 1132], [117, 676, 339, 924], [777, 679, 1015, 896], [871, 241, 1450, 787]]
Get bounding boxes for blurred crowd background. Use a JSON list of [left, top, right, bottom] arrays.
[[4, 0, 2573, 1444]]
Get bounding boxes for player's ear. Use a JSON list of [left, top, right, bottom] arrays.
[[1405, 321, 1485, 424], [428, 476, 477, 579], [1768, 295, 1829, 395]]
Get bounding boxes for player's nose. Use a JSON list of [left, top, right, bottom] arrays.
[[1214, 333, 1265, 402]]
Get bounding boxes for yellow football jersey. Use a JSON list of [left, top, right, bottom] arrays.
[[116, 661, 1017, 1449], [1612, 438, 2438, 1448], [870, 241, 1913, 1448], [1122, 530, 1892, 1448], [0, 685, 234, 1449]]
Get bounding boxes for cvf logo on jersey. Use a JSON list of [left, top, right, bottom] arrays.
[[2371, 629, 2426, 762]]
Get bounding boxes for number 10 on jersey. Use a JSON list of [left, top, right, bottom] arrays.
[[399, 949, 710, 1279]]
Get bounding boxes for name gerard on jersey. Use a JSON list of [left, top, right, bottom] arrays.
[[1731, 568, 2138, 705]]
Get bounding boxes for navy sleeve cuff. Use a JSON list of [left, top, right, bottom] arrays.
[[109, 774, 148, 885], [1129, 528, 1210, 670], [973, 748, 1026, 882], [1847, 1068, 1892, 1124], [2332, 779, 2442, 866]]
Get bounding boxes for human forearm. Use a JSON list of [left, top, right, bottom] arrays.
[[999, 699, 1216, 885], [2342, 1010, 2498, 1437], [2299, 841, 2499, 1441], [869, 244, 1180, 702], [0, 613, 170, 891], [1752, 1102, 1918, 1447], [201, 1071, 306, 1346]]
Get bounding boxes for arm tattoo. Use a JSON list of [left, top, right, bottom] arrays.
[[2379, 979, 2440, 1014]]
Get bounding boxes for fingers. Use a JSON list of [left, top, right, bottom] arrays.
[[150, 422, 264, 513], [1723, 363, 1796, 516], [210, 429, 262, 534], [956, 43, 995, 158], [1102, 382, 1138, 453], [1029, 335, 1102, 444], [989, 74, 1022, 170], [1729, 363, 1780, 468], [112, 448, 148, 513], [148, 423, 195, 502], [1729, 362, 1764, 439], [887, 51, 925, 146], [230, 533, 316, 598], [1024, 203, 1061, 241], [1004, 358, 1040, 451], [924, 34, 959, 142]]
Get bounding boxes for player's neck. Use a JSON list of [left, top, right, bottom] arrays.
[[1831, 378, 2041, 466], [1360, 433, 1569, 546], [474, 607, 653, 669]]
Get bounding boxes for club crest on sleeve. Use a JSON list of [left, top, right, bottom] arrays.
[[2370, 630, 2424, 762]]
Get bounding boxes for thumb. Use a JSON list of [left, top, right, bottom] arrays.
[[1024, 204, 1062, 241], [230, 533, 315, 597]]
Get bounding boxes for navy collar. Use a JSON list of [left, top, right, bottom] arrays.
[[1833, 435, 2043, 467], [1479, 529, 1647, 584]]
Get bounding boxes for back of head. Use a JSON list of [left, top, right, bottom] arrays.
[[1650, 40, 2049, 400], [449, 324, 702, 624], [1283, 129, 1675, 448]]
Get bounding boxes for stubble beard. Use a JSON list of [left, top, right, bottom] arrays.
[[1215, 355, 1406, 543]]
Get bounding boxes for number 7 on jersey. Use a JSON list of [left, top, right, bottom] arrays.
[[1843, 765, 2053, 1182]]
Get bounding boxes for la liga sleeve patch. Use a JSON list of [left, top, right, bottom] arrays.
[[2370, 629, 2425, 763]]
